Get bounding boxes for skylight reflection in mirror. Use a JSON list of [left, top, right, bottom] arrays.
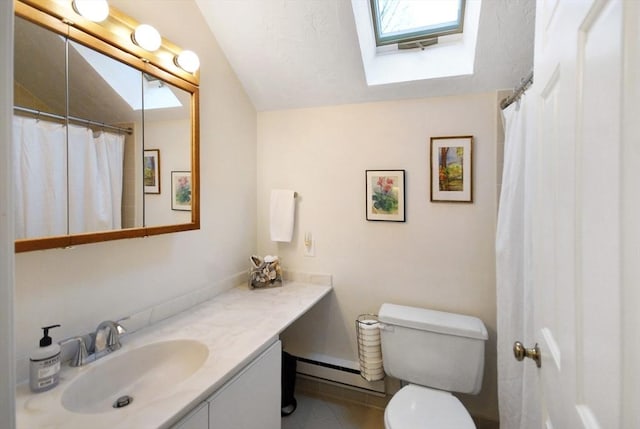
[[70, 41, 181, 110], [371, 0, 465, 46]]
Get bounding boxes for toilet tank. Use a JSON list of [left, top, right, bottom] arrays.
[[378, 303, 488, 395]]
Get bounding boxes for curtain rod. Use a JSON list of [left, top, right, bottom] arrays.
[[500, 71, 534, 110], [13, 106, 133, 135]]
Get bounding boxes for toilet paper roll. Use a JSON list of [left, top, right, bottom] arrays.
[[360, 343, 381, 351], [362, 366, 384, 375], [358, 319, 379, 328], [359, 340, 380, 347], [359, 332, 380, 339], [361, 369, 385, 381], [360, 358, 383, 367], [360, 364, 383, 372], [361, 363, 382, 371], [361, 355, 382, 364], [359, 336, 380, 343]]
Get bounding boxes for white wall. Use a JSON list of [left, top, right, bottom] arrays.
[[257, 93, 499, 421], [14, 0, 257, 381], [1, 0, 16, 426]]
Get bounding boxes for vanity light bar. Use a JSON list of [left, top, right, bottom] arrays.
[[69, 0, 200, 78], [131, 24, 162, 52], [131, 24, 200, 73], [174, 50, 200, 74], [71, 0, 109, 23]]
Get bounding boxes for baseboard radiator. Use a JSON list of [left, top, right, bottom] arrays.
[[295, 356, 386, 395]]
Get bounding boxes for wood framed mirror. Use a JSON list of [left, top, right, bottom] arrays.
[[13, 0, 200, 252]]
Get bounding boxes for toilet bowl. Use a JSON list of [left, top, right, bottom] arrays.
[[378, 303, 488, 429], [384, 385, 475, 429]]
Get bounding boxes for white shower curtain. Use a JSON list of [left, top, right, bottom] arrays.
[[13, 116, 125, 239], [13, 116, 67, 238], [496, 93, 540, 429], [68, 124, 124, 234]]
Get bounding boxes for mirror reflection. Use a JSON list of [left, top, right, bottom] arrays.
[[13, 16, 67, 239], [67, 39, 142, 235], [13, 8, 198, 250], [143, 79, 192, 226]]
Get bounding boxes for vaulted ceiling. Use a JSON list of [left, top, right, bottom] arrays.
[[194, 0, 536, 111]]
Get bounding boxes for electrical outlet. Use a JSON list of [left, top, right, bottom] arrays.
[[304, 232, 315, 257]]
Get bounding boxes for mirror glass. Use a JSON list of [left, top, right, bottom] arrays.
[[142, 77, 192, 227], [67, 39, 144, 234], [13, 5, 199, 251], [14, 16, 68, 239]]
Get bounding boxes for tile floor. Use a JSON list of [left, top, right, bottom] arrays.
[[283, 377, 499, 429], [281, 392, 385, 429]]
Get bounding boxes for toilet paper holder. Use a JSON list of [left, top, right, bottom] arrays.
[[356, 314, 384, 382]]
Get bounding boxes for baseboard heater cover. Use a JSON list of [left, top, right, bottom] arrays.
[[295, 356, 386, 395]]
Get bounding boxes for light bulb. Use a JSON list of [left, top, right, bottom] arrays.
[[175, 50, 200, 73], [131, 24, 161, 52], [72, 0, 109, 22]]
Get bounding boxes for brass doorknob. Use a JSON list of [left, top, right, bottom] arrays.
[[513, 341, 541, 368]]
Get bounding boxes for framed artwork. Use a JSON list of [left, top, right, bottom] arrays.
[[143, 149, 161, 194], [365, 170, 405, 222], [171, 171, 192, 211], [430, 136, 473, 203]]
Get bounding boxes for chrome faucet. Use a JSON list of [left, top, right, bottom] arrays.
[[59, 336, 89, 367], [94, 320, 126, 355], [61, 318, 128, 367]]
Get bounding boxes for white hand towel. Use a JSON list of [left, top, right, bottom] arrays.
[[270, 189, 296, 242]]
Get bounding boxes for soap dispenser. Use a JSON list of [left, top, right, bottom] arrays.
[[29, 324, 61, 393]]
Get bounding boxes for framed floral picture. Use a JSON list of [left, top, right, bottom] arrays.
[[430, 136, 473, 202], [365, 170, 405, 222], [143, 149, 160, 194], [171, 171, 192, 211]]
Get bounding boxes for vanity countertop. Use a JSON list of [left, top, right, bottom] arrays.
[[16, 281, 332, 429]]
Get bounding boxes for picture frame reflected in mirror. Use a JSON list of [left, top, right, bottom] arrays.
[[144, 149, 161, 194]]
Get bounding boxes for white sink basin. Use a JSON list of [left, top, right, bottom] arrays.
[[61, 339, 209, 414]]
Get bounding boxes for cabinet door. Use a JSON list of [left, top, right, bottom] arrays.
[[208, 340, 281, 429], [172, 402, 208, 429]]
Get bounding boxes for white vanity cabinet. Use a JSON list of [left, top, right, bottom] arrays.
[[16, 283, 331, 429], [171, 340, 282, 429], [172, 402, 209, 429], [208, 340, 281, 429]]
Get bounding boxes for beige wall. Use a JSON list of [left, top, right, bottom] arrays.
[[144, 119, 192, 226], [14, 82, 49, 112], [257, 93, 499, 421], [13, 0, 257, 381]]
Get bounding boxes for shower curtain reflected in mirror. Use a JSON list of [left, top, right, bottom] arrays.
[[67, 124, 124, 234], [13, 116, 125, 239], [13, 116, 66, 238]]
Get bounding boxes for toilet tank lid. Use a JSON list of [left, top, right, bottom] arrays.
[[378, 303, 488, 340]]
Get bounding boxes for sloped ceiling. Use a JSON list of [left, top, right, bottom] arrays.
[[195, 0, 536, 111]]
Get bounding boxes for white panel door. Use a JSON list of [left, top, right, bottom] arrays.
[[530, 0, 640, 428]]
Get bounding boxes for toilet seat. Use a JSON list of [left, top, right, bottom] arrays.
[[384, 385, 475, 429]]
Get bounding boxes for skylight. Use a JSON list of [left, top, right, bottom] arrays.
[[370, 0, 465, 47], [351, 0, 480, 86]]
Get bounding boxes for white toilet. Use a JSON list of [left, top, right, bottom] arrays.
[[378, 303, 488, 429]]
